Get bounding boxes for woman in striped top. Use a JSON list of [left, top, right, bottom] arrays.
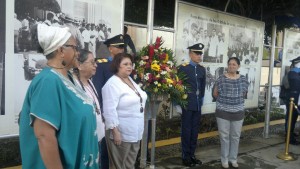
[[213, 57, 249, 169]]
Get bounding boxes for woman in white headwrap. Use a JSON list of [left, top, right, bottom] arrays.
[[19, 24, 99, 169]]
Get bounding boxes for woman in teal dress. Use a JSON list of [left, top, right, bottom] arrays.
[[19, 24, 99, 169]]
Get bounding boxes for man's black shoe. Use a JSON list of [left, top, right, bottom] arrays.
[[182, 158, 195, 167], [191, 156, 203, 165]]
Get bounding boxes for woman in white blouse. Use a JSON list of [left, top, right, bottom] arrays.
[[102, 53, 147, 169]]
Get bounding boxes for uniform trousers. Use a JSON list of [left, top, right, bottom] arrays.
[[181, 109, 201, 160], [106, 131, 140, 169], [216, 117, 243, 164], [285, 102, 299, 140]]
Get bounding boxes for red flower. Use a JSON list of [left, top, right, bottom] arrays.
[[159, 53, 166, 60], [145, 62, 150, 68], [161, 79, 167, 83], [160, 64, 166, 70], [148, 45, 154, 60], [148, 73, 154, 82], [155, 37, 162, 49]]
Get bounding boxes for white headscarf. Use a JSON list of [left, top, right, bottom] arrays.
[[37, 24, 71, 56]]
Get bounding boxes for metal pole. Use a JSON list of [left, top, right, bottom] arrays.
[[172, 0, 179, 53], [146, 0, 155, 45], [140, 0, 155, 168], [140, 101, 150, 168], [120, 0, 125, 33], [263, 24, 276, 138], [277, 98, 295, 161]]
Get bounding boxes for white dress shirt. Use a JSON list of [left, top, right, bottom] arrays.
[[102, 75, 147, 142]]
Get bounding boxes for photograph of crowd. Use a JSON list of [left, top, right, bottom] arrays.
[[14, 0, 119, 58], [228, 27, 259, 66], [12, 0, 122, 119]]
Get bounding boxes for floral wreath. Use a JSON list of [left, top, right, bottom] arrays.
[[132, 37, 189, 107]]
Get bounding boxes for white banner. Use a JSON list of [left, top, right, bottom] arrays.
[[0, 0, 123, 137], [176, 2, 264, 113]]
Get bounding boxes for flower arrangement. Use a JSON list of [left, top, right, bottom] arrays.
[[132, 37, 189, 107]]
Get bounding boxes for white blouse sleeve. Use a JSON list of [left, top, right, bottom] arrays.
[[102, 78, 121, 130]]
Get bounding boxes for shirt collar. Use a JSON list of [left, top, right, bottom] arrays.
[[189, 60, 198, 66], [108, 56, 113, 61]]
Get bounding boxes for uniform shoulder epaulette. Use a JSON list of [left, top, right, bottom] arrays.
[[181, 62, 189, 66], [96, 58, 108, 63]]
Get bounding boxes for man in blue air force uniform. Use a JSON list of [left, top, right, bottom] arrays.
[[285, 56, 300, 145], [178, 43, 206, 167], [92, 34, 124, 169], [93, 34, 124, 108]]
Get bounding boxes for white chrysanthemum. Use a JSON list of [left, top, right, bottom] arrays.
[[144, 73, 150, 80], [161, 70, 167, 75], [134, 74, 137, 79], [167, 61, 174, 67], [138, 83, 143, 87], [169, 84, 173, 87], [139, 60, 145, 65], [154, 81, 158, 85]]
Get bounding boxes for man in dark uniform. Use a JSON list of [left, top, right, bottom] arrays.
[[285, 56, 300, 145], [92, 34, 124, 169], [178, 43, 206, 167]]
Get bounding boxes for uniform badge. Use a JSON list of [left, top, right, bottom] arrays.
[[96, 58, 108, 63]]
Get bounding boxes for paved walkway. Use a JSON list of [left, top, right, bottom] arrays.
[[154, 134, 300, 169], [4, 125, 300, 169]]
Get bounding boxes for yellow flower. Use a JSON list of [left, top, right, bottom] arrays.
[[163, 53, 169, 63], [151, 63, 160, 71], [157, 83, 161, 87], [166, 78, 173, 84], [182, 94, 188, 99], [153, 87, 158, 93]]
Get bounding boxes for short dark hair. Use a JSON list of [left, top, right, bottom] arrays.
[[47, 13, 54, 20], [228, 57, 240, 65], [111, 53, 133, 74], [78, 49, 92, 63]]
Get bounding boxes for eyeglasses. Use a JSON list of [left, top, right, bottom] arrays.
[[137, 92, 144, 113], [64, 44, 79, 51], [83, 60, 97, 65]]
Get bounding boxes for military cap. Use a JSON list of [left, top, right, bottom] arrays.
[[187, 43, 205, 53], [104, 34, 124, 47], [291, 56, 300, 64]]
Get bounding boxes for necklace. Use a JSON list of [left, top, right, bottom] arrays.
[[117, 75, 144, 113], [84, 83, 101, 115], [47, 63, 65, 69]]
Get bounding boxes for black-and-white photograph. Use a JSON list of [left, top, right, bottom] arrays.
[[228, 27, 259, 66], [204, 66, 227, 104], [13, 0, 123, 118], [0, 0, 5, 115], [14, 0, 122, 58], [203, 23, 225, 63], [240, 67, 256, 100]]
